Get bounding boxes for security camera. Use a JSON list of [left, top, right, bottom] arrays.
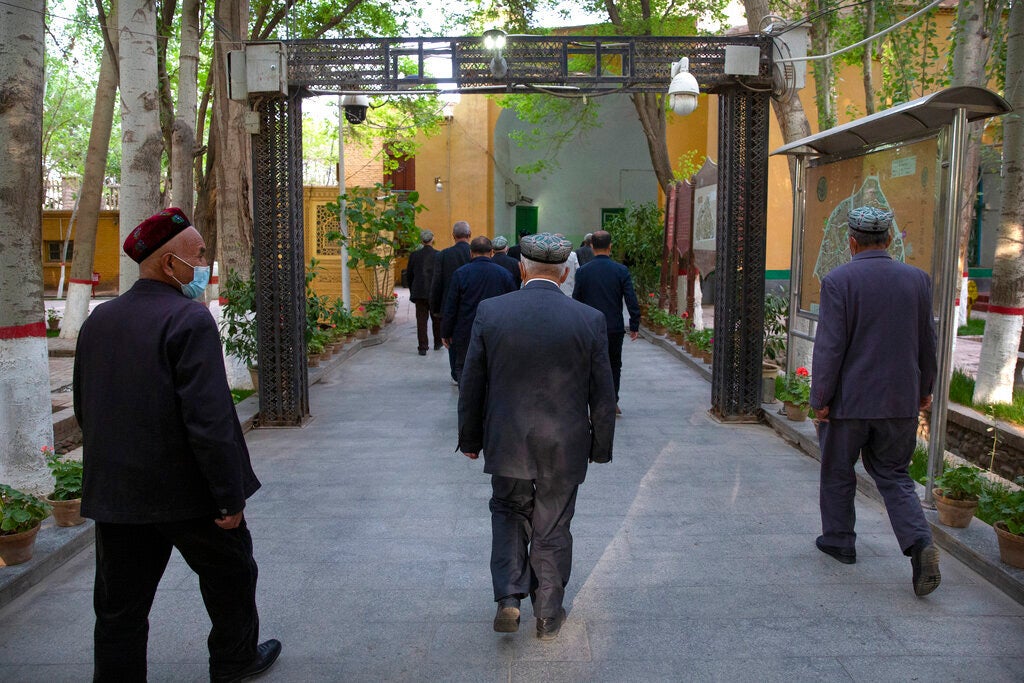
[[667, 58, 700, 117], [340, 94, 369, 124]]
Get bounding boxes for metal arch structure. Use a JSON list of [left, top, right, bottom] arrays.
[[251, 34, 774, 426]]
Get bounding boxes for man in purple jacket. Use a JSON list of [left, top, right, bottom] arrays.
[[810, 206, 940, 597]]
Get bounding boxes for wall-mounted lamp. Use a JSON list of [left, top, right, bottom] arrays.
[[482, 29, 508, 79], [435, 177, 445, 192], [667, 57, 700, 117]]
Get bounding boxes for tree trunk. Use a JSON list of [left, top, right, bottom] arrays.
[[119, 0, 163, 292], [974, 0, 1024, 405], [172, 0, 200, 217], [630, 93, 674, 193], [63, 0, 120, 340], [211, 0, 253, 279], [811, 0, 837, 131], [862, 0, 876, 116], [0, 0, 52, 492]]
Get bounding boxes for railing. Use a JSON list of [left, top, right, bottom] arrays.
[[43, 178, 120, 210]]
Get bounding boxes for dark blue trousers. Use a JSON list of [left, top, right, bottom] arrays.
[[817, 418, 932, 554], [93, 518, 260, 681], [489, 475, 579, 619]]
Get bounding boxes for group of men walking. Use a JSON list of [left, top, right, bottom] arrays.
[[69, 205, 942, 677]]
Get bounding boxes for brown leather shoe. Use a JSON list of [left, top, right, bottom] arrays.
[[493, 597, 520, 632], [536, 607, 566, 640]]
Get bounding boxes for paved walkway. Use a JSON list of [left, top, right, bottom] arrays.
[[6, 298, 1024, 681]]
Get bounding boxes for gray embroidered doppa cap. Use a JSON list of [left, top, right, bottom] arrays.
[[520, 233, 573, 264], [492, 235, 509, 250], [847, 207, 893, 233]]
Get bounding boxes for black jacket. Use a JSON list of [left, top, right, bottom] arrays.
[[441, 257, 516, 344], [492, 251, 522, 288], [406, 244, 437, 302], [429, 241, 471, 313], [74, 279, 259, 523], [572, 255, 641, 334], [459, 280, 617, 483]]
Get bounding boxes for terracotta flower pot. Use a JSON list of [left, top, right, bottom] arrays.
[[45, 495, 85, 527], [384, 300, 397, 323], [783, 401, 807, 421], [307, 355, 320, 367], [248, 366, 260, 392], [370, 325, 381, 334], [931, 488, 978, 529], [0, 524, 41, 566], [761, 362, 780, 404], [994, 522, 1024, 569], [354, 328, 369, 340]]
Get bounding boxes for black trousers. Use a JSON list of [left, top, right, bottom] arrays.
[[818, 418, 932, 554], [93, 518, 260, 681], [413, 300, 441, 352], [607, 332, 625, 399], [489, 475, 579, 619]]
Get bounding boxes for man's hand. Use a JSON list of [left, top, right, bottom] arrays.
[[442, 338, 451, 349], [215, 511, 244, 529], [629, 331, 638, 341], [920, 395, 933, 411], [462, 451, 478, 460], [813, 406, 829, 422]]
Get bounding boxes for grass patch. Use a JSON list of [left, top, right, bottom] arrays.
[[957, 318, 985, 336], [909, 445, 933, 485], [947, 367, 1024, 427], [231, 389, 255, 404]]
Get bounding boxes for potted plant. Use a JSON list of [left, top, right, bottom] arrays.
[[327, 183, 425, 307], [980, 483, 1024, 568], [43, 446, 84, 527], [0, 484, 51, 566], [219, 269, 259, 388], [932, 465, 984, 528], [46, 307, 62, 331], [776, 367, 811, 421], [690, 329, 713, 363]]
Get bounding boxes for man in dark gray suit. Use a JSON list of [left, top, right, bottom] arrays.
[[431, 221, 472, 379], [458, 233, 617, 641], [810, 206, 940, 597], [405, 229, 440, 355]]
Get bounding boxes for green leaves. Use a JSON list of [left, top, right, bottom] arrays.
[[0, 485, 51, 535], [604, 201, 664, 298], [44, 448, 83, 501], [935, 465, 985, 502]]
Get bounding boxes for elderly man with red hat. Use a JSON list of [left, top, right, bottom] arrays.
[[73, 208, 281, 682]]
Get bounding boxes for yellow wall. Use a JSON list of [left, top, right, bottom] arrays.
[[41, 211, 120, 293], [413, 96, 496, 250]]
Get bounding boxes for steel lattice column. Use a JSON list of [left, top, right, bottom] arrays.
[[251, 91, 310, 426], [711, 87, 770, 421]]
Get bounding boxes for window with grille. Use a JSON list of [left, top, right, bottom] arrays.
[[47, 241, 73, 262], [315, 204, 340, 256]]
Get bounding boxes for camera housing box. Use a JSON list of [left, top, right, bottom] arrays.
[[245, 42, 287, 96]]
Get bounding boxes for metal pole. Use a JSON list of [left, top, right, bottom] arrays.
[[925, 108, 968, 506], [338, 95, 351, 310], [786, 155, 807, 374]]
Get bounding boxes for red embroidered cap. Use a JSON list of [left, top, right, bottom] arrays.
[[123, 207, 192, 263]]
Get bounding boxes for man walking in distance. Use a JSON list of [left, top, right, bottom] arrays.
[[810, 206, 940, 597], [459, 233, 616, 641], [74, 208, 281, 681], [574, 233, 595, 266], [572, 230, 641, 415], [441, 236, 516, 383], [406, 229, 441, 355], [491, 235, 522, 288], [431, 221, 472, 378]]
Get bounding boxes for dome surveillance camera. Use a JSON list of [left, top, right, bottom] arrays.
[[340, 94, 369, 124], [667, 58, 700, 117]]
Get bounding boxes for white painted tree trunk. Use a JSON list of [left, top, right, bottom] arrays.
[[62, 0, 119, 339], [0, 0, 53, 493], [171, 0, 200, 217], [119, 0, 162, 292], [974, 0, 1024, 405]]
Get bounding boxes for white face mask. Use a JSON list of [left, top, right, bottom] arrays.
[[170, 254, 211, 299]]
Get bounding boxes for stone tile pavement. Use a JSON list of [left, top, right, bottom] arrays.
[[5, 295, 1021, 681]]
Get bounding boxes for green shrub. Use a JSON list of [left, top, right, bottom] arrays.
[[934, 465, 985, 501], [0, 484, 51, 535], [979, 483, 1024, 535], [44, 447, 82, 501]]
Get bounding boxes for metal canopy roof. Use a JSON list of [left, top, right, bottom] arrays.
[[771, 86, 1011, 157]]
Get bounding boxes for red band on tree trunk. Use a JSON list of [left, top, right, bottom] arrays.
[[986, 305, 1024, 316], [0, 321, 47, 339]]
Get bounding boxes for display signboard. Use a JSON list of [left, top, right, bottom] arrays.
[[799, 136, 940, 313]]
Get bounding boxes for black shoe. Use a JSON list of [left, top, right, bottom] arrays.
[[418, 349, 427, 356], [910, 540, 941, 597], [536, 607, 566, 641], [493, 597, 521, 633], [816, 536, 856, 564], [211, 639, 281, 683], [434, 343, 443, 350]]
